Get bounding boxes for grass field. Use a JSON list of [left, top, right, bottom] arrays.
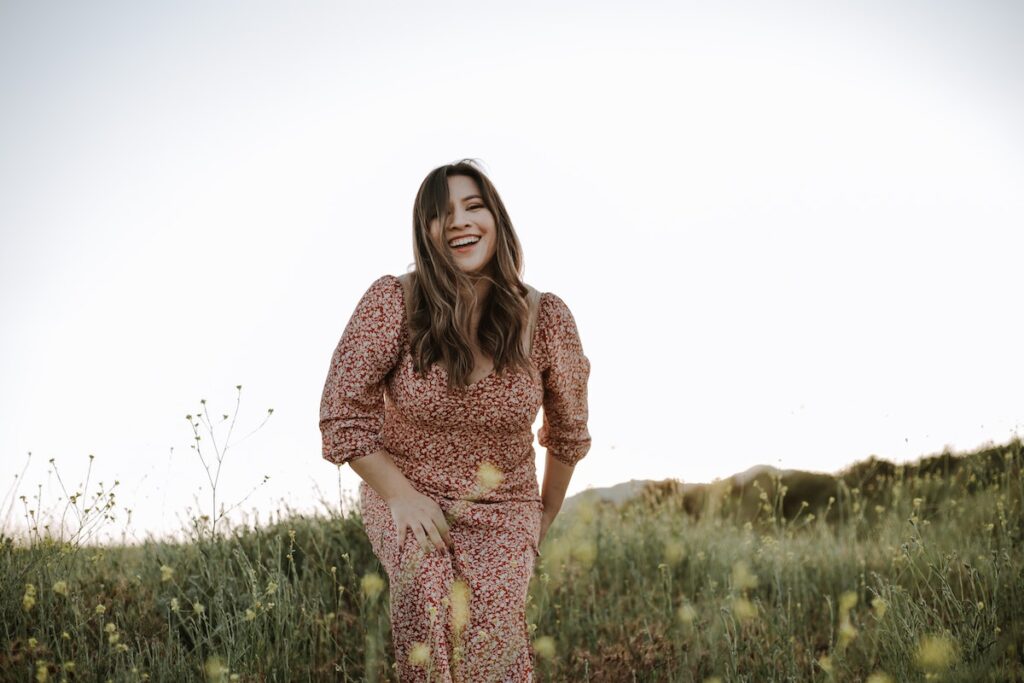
[[2, 438, 1022, 682]]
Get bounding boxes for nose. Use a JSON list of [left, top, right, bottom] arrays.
[[448, 206, 473, 229]]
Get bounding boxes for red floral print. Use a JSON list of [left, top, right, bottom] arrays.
[[320, 274, 591, 682]]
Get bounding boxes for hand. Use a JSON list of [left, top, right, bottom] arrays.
[[386, 487, 454, 553]]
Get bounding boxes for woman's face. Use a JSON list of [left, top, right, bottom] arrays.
[[429, 175, 497, 276]]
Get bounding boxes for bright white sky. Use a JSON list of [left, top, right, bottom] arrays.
[[2, 0, 1022, 544]]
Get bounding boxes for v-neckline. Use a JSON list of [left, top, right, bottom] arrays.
[[393, 274, 542, 390], [439, 361, 496, 390]]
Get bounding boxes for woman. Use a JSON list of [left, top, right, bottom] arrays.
[[319, 158, 591, 682]]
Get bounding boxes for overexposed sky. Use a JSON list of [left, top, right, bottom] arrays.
[[2, 0, 1022, 543]]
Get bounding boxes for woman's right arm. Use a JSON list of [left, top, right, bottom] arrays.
[[319, 275, 452, 551], [350, 450, 452, 551], [347, 449, 417, 503]]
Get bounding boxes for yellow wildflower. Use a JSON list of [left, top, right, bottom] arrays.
[[95, 604, 106, 615], [408, 642, 431, 667], [160, 565, 175, 582], [663, 539, 686, 565], [170, 598, 180, 612], [52, 580, 68, 597], [193, 602, 205, 616], [839, 590, 857, 614], [915, 633, 957, 673], [865, 672, 893, 683], [677, 603, 697, 626], [476, 461, 504, 490], [532, 635, 556, 659], [871, 596, 887, 619], [731, 560, 759, 591], [731, 597, 757, 623], [23, 584, 37, 612], [104, 622, 117, 634], [28, 637, 39, 649], [203, 655, 228, 682], [35, 661, 48, 683], [361, 572, 385, 601], [63, 662, 75, 672], [449, 579, 471, 634], [244, 608, 256, 621], [838, 619, 858, 649], [265, 580, 278, 596]]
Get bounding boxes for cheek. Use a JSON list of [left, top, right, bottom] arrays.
[[429, 229, 445, 250]]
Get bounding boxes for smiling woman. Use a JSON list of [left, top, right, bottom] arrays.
[[428, 174, 498, 281], [319, 158, 592, 681]]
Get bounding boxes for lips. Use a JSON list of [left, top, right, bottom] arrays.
[[451, 241, 478, 254]]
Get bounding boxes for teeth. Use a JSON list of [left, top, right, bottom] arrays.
[[449, 237, 480, 247]]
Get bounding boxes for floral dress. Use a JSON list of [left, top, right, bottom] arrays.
[[320, 274, 591, 682]]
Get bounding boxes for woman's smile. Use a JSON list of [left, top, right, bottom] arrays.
[[451, 237, 480, 254], [430, 174, 497, 275]]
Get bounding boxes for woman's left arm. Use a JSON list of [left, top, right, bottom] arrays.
[[537, 293, 592, 537]]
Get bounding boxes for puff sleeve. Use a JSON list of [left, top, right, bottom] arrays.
[[319, 275, 405, 466], [537, 293, 592, 467]]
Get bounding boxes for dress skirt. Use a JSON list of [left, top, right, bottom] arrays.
[[361, 479, 543, 682]]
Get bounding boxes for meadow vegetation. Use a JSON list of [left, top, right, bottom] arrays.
[[2, 436, 1021, 682]]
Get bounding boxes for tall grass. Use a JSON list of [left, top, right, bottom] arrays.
[[2, 437, 1021, 682]]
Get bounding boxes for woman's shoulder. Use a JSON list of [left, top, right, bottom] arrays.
[[351, 275, 406, 323], [360, 273, 404, 299], [537, 289, 577, 321]]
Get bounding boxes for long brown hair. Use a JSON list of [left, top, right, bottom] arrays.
[[405, 158, 536, 392]]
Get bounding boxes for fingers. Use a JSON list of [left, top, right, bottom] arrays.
[[423, 521, 446, 551], [432, 507, 454, 549], [409, 513, 445, 553], [391, 496, 455, 555], [409, 522, 429, 552]]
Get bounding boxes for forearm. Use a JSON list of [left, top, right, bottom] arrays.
[[540, 452, 575, 517], [348, 448, 417, 503]]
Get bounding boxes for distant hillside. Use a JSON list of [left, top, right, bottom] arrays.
[[563, 437, 1022, 526], [559, 479, 701, 516]]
